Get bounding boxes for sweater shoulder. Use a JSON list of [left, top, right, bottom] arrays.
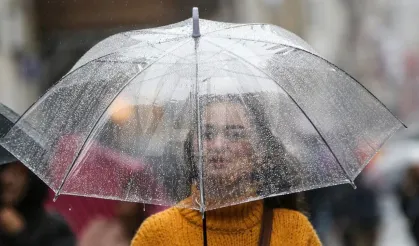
[[131, 207, 180, 246], [274, 208, 311, 223], [273, 208, 315, 231], [273, 208, 321, 245]]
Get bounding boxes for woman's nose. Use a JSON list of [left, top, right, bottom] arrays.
[[209, 135, 226, 149]]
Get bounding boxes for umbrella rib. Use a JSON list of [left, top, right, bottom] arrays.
[[54, 39, 192, 199], [204, 39, 356, 186], [123, 30, 187, 37], [203, 23, 272, 36], [206, 36, 406, 128], [194, 39, 206, 213]]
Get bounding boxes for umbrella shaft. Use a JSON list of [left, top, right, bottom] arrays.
[[193, 38, 206, 212], [203, 211, 208, 246]]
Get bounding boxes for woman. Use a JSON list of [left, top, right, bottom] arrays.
[[131, 94, 321, 246], [0, 103, 75, 246], [397, 165, 419, 245]]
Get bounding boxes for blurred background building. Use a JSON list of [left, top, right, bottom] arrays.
[[1, 0, 418, 245]]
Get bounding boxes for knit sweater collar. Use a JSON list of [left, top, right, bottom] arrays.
[[178, 199, 263, 232]]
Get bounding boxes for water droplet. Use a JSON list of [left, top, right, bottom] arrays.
[[143, 203, 146, 212]]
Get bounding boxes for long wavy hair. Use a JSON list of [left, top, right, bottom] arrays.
[[179, 93, 306, 211]]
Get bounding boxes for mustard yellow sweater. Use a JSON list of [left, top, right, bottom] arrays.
[[131, 200, 321, 246]]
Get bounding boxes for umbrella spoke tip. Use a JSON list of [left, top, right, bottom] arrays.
[[53, 192, 60, 202], [349, 181, 357, 189], [192, 7, 200, 38]]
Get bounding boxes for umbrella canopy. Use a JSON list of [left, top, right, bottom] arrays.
[[44, 134, 168, 237], [0, 8, 404, 212], [0, 103, 19, 164], [0, 103, 46, 165]]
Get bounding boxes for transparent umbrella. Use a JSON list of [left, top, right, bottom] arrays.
[[0, 103, 19, 165], [0, 103, 47, 166], [0, 6, 404, 219]]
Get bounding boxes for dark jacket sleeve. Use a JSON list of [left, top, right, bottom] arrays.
[[3, 212, 75, 246], [43, 213, 76, 246]]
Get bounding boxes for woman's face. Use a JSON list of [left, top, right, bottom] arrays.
[[199, 102, 254, 187]]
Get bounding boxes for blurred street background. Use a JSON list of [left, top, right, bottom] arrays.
[[1, 0, 418, 245]]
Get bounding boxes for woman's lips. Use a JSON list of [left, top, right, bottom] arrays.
[[208, 156, 229, 169]]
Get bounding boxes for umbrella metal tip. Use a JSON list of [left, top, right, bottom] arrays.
[[53, 193, 59, 202], [349, 181, 357, 189], [192, 7, 199, 17], [192, 7, 200, 38]]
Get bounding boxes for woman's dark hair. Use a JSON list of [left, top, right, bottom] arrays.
[[181, 93, 306, 211]]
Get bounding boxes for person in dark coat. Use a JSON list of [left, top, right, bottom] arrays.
[[397, 165, 419, 245], [0, 103, 75, 246], [332, 173, 381, 246], [0, 162, 76, 246]]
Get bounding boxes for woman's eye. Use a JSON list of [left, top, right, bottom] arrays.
[[203, 131, 215, 140]]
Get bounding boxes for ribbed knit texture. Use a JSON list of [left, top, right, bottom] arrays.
[[131, 199, 322, 246]]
